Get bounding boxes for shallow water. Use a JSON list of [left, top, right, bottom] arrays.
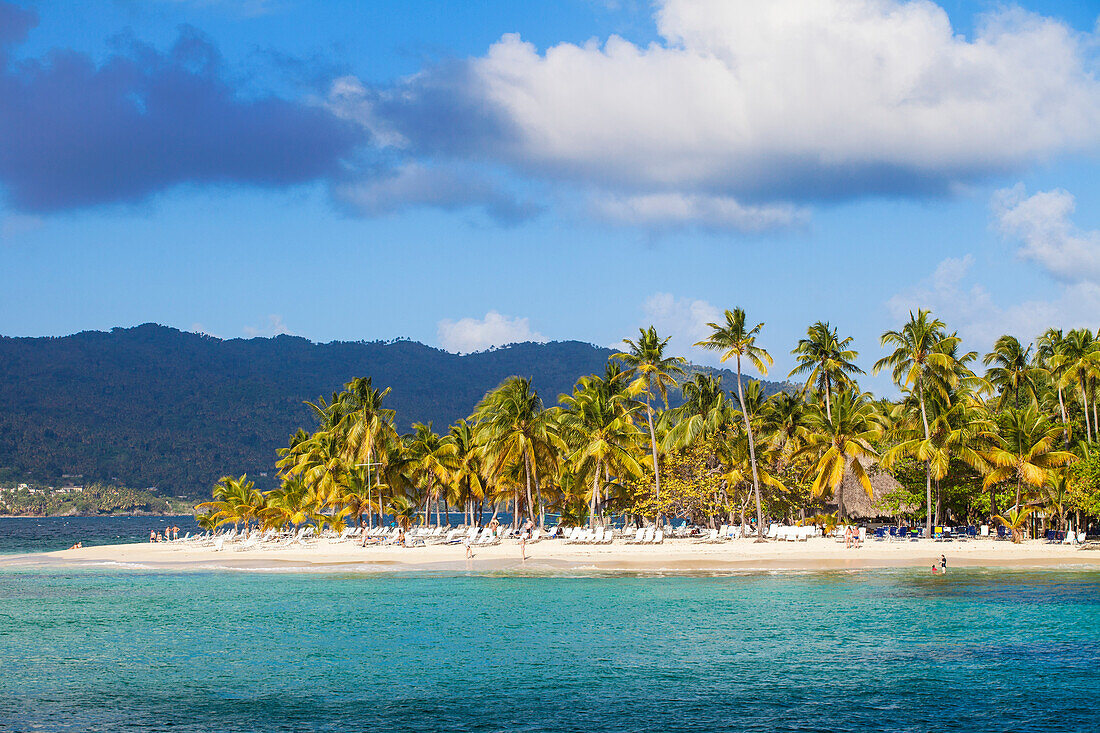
[[1, 566, 1097, 732]]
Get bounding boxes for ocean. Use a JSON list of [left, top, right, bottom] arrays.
[[0, 516, 202, 555], [1, 559, 1098, 731], [2, 517, 1098, 731]]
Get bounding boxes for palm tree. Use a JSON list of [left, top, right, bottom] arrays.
[[473, 376, 560, 528], [447, 419, 487, 526], [1057, 329, 1098, 442], [614, 327, 686, 508], [1042, 470, 1071, 533], [881, 398, 989, 525], [981, 405, 1076, 515], [873, 309, 959, 535], [761, 391, 810, 463], [993, 505, 1036, 544], [796, 391, 880, 521], [405, 422, 454, 526], [339, 377, 397, 464], [1036, 328, 1070, 445], [664, 372, 734, 450], [559, 375, 645, 527], [195, 474, 263, 531], [695, 308, 773, 540], [261, 476, 325, 532], [983, 335, 1040, 410], [789, 321, 864, 421]]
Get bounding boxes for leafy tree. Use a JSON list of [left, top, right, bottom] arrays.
[[615, 327, 686, 508], [695, 308, 773, 540], [788, 321, 863, 420]]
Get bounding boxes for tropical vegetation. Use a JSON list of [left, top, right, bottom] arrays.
[[196, 310, 1100, 541]]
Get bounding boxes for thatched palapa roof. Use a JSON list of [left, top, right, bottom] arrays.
[[826, 458, 915, 519]]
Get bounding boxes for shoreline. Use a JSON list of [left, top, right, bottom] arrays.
[[0, 512, 193, 518], [3, 536, 1099, 574]]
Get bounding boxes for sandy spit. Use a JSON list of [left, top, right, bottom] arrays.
[[3, 536, 1099, 574]]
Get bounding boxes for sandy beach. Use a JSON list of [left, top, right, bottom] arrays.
[[5, 535, 1099, 573]]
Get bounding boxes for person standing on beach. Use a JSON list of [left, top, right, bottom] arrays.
[[940, 555, 947, 574], [520, 519, 533, 561]]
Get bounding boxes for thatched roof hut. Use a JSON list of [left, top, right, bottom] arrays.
[[826, 458, 915, 520]]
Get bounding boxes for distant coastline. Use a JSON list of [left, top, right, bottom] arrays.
[[0, 511, 193, 518]]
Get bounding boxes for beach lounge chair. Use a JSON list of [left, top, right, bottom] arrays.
[[696, 528, 720, 544], [626, 528, 645, 544], [546, 527, 560, 540], [652, 529, 664, 544]]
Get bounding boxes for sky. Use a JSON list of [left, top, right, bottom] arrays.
[[2, 0, 1100, 394]]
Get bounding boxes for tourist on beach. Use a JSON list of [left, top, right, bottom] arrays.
[[940, 555, 947, 574], [149, 530, 157, 543], [172, 525, 180, 541], [464, 533, 473, 559]]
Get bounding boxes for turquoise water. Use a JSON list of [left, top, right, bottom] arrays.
[[1, 567, 1097, 732]]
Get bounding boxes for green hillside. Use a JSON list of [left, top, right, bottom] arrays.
[[0, 324, 790, 497]]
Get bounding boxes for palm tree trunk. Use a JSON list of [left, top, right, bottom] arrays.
[[532, 456, 544, 529], [736, 356, 765, 541], [824, 378, 832, 423], [1082, 382, 1092, 442], [590, 459, 601, 529], [523, 453, 536, 525], [917, 381, 933, 536], [1086, 378, 1095, 442], [645, 395, 661, 499], [1058, 386, 1069, 448]]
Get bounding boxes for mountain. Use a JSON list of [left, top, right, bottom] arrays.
[[0, 324, 793, 497]]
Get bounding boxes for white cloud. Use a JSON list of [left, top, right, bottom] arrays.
[[887, 254, 1100, 351], [993, 183, 1100, 282], [629, 292, 726, 366], [591, 193, 807, 232], [437, 311, 545, 353], [331, 162, 538, 224], [244, 315, 295, 338], [332, 0, 1100, 229]]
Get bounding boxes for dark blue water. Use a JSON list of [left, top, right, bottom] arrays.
[[0, 566, 1097, 732], [0, 516, 201, 554]]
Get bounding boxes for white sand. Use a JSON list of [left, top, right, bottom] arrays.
[[4, 535, 1099, 573]]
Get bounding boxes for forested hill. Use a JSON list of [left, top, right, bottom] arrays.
[[0, 324, 791, 497]]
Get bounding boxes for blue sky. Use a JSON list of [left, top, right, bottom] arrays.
[[2, 0, 1100, 394]]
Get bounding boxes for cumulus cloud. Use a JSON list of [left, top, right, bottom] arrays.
[[244, 314, 295, 338], [330, 0, 1100, 230], [887, 254, 1100, 352], [0, 4, 360, 212], [437, 311, 545, 353], [591, 193, 807, 231], [993, 183, 1100, 282]]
